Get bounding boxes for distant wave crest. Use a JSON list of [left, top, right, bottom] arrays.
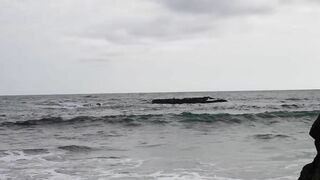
[[1, 110, 319, 127]]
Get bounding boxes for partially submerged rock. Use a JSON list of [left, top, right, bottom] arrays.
[[299, 114, 320, 180], [151, 96, 227, 104]]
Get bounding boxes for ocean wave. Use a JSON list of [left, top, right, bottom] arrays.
[[252, 134, 291, 140], [1, 110, 319, 127], [0, 114, 167, 127], [281, 104, 301, 109], [58, 145, 94, 152], [285, 98, 309, 101], [22, 148, 49, 155]]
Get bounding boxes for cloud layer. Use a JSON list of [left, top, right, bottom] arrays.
[[1, 0, 320, 94], [159, 0, 276, 16], [82, 0, 281, 44]]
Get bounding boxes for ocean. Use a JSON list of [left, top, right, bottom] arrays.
[[0, 90, 319, 180]]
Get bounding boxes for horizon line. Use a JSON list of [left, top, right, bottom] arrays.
[[0, 88, 319, 97]]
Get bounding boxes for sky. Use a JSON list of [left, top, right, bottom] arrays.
[[0, 0, 320, 95]]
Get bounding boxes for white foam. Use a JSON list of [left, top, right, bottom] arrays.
[[47, 169, 83, 180], [0, 149, 68, 179], [284, 163, 299, 169], [0, 150, 34, 163], [98, 169, 243, 180], [0, 173, 10, 180]]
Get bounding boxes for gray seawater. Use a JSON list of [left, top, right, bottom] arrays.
[[0, 90, 320, 180]]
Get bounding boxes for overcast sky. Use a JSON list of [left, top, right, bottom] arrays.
[[1, 0, 320, 95]]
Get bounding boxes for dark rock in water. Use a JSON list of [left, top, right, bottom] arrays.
[[299, 114, 320, 180], [96, 103, 102, 107], [151, 96, 227, 104]]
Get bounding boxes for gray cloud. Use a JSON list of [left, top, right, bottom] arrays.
[[74, 0, 320, 63], [86, 16, 215, 45], [83, 0, 280, 45], [158, 0, 275, 16], [1, 0, 320, 94]]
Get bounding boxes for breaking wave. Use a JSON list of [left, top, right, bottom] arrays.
[[1, 110, 319, 127]]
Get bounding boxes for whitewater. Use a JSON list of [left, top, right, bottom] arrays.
[[0, 90, 319, 179]]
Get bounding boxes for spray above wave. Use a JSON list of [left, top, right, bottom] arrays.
[[1, 110, 319, 128]]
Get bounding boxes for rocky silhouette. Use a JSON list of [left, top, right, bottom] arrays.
[[299, 114, 320, 180], [151, 96, 227, 104]]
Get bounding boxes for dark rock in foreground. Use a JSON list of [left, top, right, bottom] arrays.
[[151, 96, 227, 104], [299, 114, 320, 180]]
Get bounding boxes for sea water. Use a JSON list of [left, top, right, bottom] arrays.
[[0, 90, 319, 180]]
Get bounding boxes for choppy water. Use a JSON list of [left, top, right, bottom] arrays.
[[0, 90, 319, 180]]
